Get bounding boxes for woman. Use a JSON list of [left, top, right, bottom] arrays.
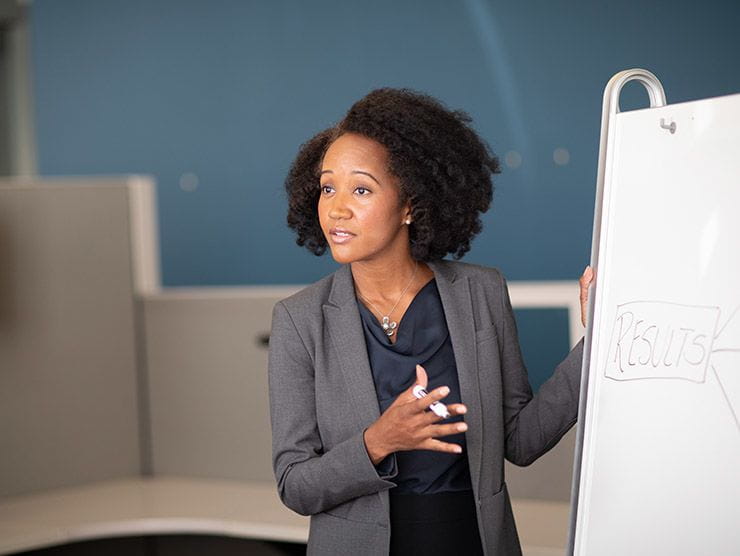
[[269, 88, 593, 555]]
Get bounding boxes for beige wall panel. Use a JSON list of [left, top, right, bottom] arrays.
[[0, 179, 147, 496], [143, 288, 299, 482], [505, 426, 576, 502]]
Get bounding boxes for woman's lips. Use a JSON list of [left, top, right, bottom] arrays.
[[329, 229, 355, 244]]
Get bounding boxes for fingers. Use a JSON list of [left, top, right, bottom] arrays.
[[580, 265, 594, 327], [580, 265, 594, 287], [415, 364, 428, 389], [447, 403, 467, 416], [420, 402, 467, 424], [412, 384, 450, 412], [579, 265, 594, 293], [393, 365, 431, 404], [419, 438, 463, 454], [425, 420, 468, 438], [396, 364, 429, 405], [396, 363, 454, 411]]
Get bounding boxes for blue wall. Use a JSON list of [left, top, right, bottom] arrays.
[[28, 1, 740, 387], [31, 0, 740, 287]]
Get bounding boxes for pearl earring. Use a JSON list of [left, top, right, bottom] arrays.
[[405, 218, 411, 225]]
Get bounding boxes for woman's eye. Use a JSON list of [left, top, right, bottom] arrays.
[[355, 186, 370, 195], [320, 184, 333, 194]]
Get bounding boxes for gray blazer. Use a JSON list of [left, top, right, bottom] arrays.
[[268, 259, 584, 555]]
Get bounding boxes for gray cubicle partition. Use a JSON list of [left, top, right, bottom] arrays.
[[141, 287, 299, 482], [0, 177, 159, 497], [505, 427, 576, 501]]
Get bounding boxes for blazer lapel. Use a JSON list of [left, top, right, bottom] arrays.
[[322, 264, 381, 429], [428, 260, 483, 497]]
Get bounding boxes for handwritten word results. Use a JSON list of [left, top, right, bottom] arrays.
[[606, 301, 719, 382]]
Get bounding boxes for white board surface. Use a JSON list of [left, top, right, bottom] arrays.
[[573, 92, 740, 555]]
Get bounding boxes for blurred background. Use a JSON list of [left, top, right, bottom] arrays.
[[1, 1, 739, 554], [6, 0, 739, 285]]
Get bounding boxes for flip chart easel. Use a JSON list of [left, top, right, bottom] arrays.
[[568, 69, 740, 555]]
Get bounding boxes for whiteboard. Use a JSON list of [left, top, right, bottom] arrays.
[[570, 72, 740, 555]]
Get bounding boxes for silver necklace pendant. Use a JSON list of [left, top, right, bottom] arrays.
[[381, 316, 398, 337], [358, 261, 417, 339]]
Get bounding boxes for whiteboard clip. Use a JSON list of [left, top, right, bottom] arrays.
[[660, 118, 676, 134]]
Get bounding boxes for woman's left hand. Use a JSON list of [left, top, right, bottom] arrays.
[[580, 265, 594, 327]]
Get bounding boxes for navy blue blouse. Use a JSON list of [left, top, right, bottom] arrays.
[[357, 278, 473, 494]]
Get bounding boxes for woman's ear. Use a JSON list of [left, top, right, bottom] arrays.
[[401, 202, 413, 225]]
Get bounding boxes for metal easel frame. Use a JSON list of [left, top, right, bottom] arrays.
[[566, 68, 668, 556]]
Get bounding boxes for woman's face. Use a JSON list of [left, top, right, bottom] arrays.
[[318, 132, 411, 265]]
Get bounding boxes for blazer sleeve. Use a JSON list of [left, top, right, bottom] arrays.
[[268, 300, 397, 516], [496, 272, 585, 467]]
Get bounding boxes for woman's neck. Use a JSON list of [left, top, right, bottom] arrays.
[[350, 256, 433, 306]]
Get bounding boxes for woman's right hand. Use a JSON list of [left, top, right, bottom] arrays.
[[363, 364, 468, 465]]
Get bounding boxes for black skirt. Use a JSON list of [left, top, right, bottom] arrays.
[[389, 490, 485, 555]]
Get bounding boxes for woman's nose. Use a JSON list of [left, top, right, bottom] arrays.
[[327, 194, 352, 220]]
